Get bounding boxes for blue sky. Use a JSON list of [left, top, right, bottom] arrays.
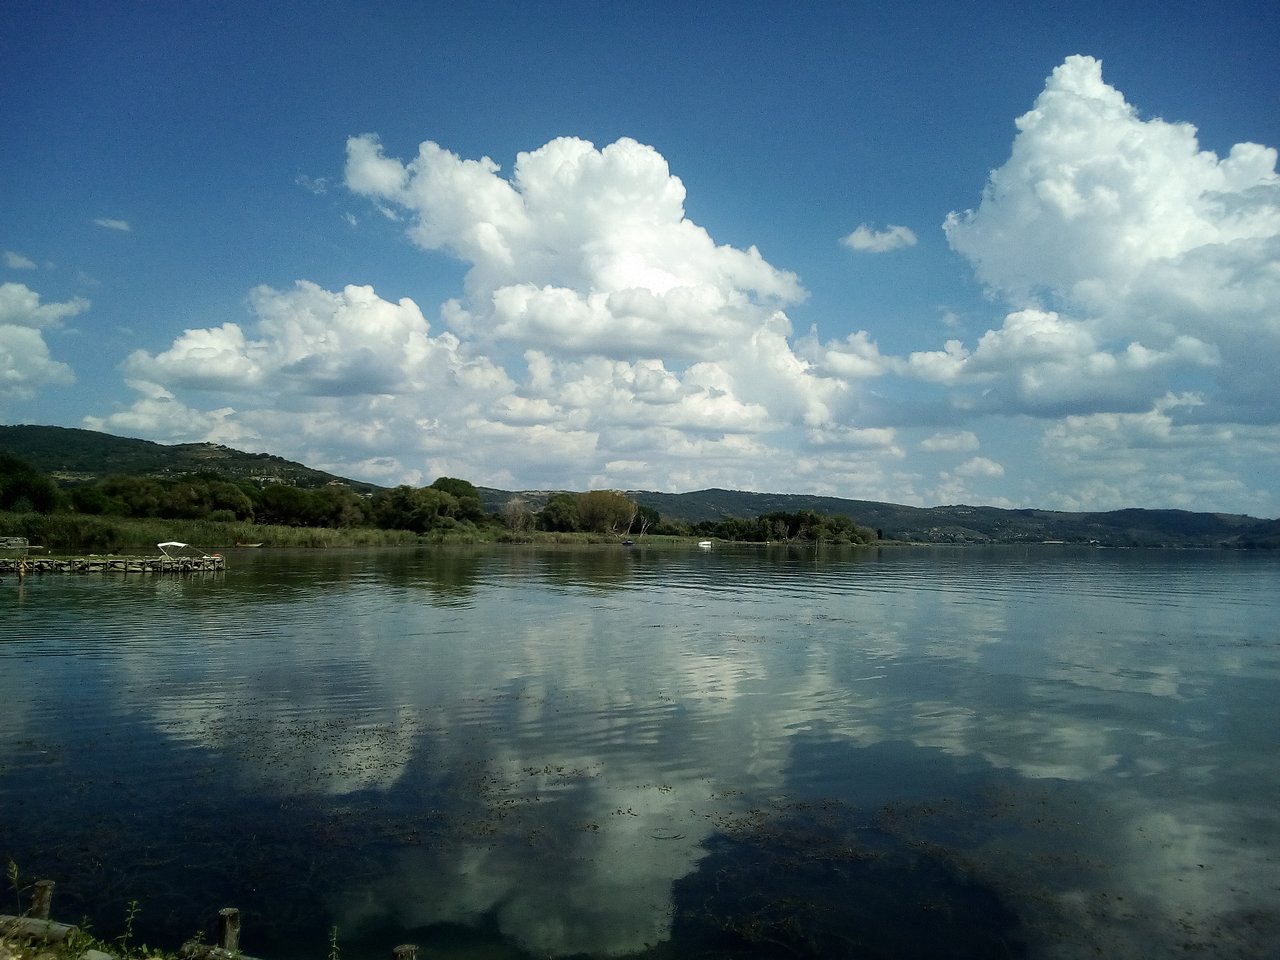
[[3, 1, 1278, 515]]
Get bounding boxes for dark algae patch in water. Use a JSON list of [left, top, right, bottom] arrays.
[[669, 803, 1026, 958]]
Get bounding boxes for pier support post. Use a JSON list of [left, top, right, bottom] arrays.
[[30, 880, 54, 919], [217, 908, 240, 952]]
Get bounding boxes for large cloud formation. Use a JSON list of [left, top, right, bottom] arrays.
[[0, 282, 85, 409], [346, 135, 806, 354], [95, 137, 879, 491], [939, 55, 1278, 420], [925, 55, 1279, 509], [88, 57, 1278, 512]]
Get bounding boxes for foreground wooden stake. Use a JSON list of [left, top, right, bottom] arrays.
[[218, 908, 240, 952], [181, 907, 263, 960], [0, 879, 78, 943], [30, 880, 55, 920], [5, 887, 412, 960]]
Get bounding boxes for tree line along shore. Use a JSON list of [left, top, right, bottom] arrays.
[[0, 453, 877, 553]]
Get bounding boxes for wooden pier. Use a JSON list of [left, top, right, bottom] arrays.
[[0, 554, 226, 575]]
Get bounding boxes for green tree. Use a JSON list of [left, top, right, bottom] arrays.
[[68, 484, 126, 516], [651, 516, 690, 537], [256, 484, 316, 526], [373, 485, 463, 533], [0, 453, 59, 512], [430, 477, 486, 523], [161, 481, 210, 519], [413, 487, 462, 529], [98, 475, 166, 517], [310, 485, 368, 528], [538, 493, 581, 532], [576, 490, 638, 534], [200, 477, 255, 520]]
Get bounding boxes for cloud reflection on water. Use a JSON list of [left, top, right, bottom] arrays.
[[2, 547, 1276, 957]]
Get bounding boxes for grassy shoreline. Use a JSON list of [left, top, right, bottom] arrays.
[[0, 511, 738, 554]]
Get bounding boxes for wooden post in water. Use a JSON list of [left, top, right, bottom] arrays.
[[30, 879, 54, 919], [217, 908, 241, 952], [1, 881, 75, 945], [392, 945, 418, 960]]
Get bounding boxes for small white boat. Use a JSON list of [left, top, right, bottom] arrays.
[[698, 540, 713, 549], [158, 541, 218, 559]]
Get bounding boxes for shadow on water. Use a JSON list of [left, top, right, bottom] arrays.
[[334, 805, 1028, 960], [667, 803, 1026, 959], [658, 729, 1030, 959], [6, 735, 1029, 960]]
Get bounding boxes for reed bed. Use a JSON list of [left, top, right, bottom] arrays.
[[0, 512, 706, 553], [0, 512, 425, 552]]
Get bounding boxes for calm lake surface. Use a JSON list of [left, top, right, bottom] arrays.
[[2, 544, 1277, 959]]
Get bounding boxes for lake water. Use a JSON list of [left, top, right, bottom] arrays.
[[2, 544, 1277, 959]]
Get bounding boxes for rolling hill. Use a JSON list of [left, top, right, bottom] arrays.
[[3, 424, 1276, 546], [0, 424, 381, 494]]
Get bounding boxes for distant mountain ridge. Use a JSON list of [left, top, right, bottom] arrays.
[[479, 485, 1277, 547], [3, 424, 1276, 546], [621, 489, 1278, 547]]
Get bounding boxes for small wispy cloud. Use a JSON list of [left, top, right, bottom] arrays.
[[841, 222, 917, 254], [295, 173, 329, 195], [920, 430, 979, 453], [954, 456, 1005, 478], [4, 250, 38, 269], [93, 217, 132, 232]]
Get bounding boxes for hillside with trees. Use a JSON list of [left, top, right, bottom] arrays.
[[613, 489, 1277, 547], [3, 424, 1276, 548], [0, 424, 380, 492]]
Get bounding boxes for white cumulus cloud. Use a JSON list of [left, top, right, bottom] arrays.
[[878, 55, 1280, 510], [1037, 393, 1276, 512], [0, 282, 89, 329], [100, 267, 853, 490], [841, 223, 918, 253], [945, 56, 1278, 306], [942, 55, 1279, 425], [88, 81, 1280, 514], [954, 456, 1005, 478], [905, 308, 1219, 415], [0, 283, 86, 408], [345, 134, 806, 359]]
